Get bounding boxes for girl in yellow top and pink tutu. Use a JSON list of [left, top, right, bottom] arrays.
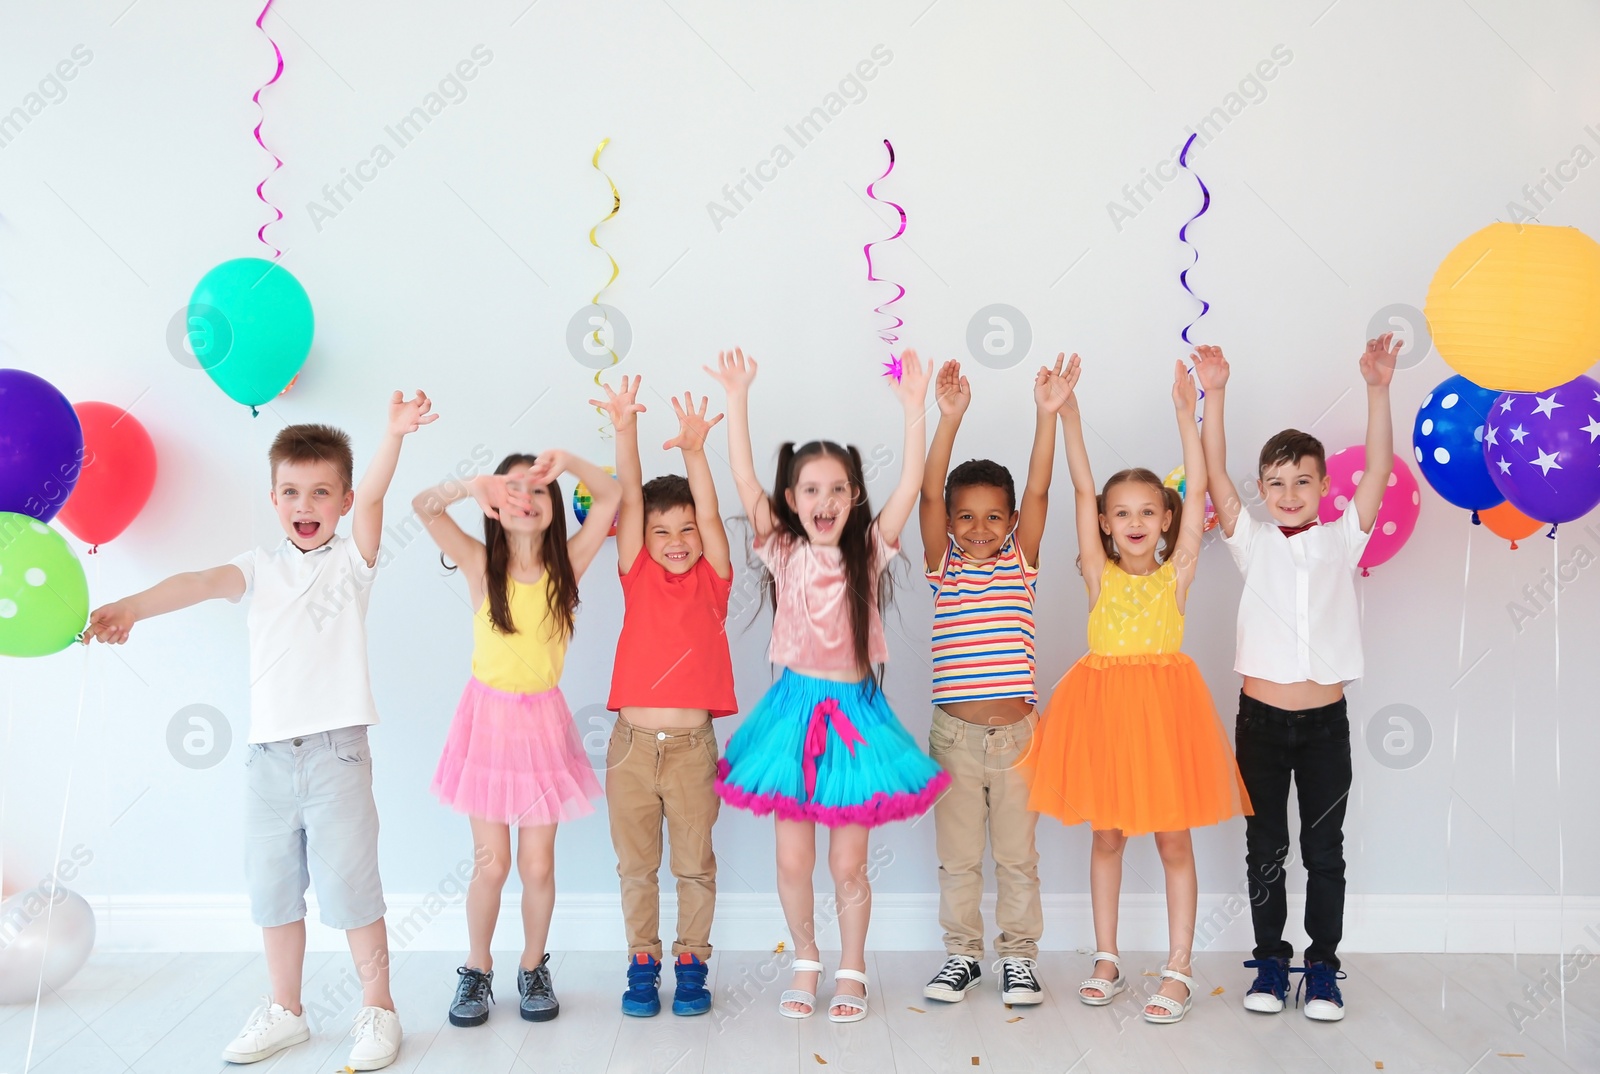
[[1027, 355, 1249, 1025], [413, 450, 621, 1028]]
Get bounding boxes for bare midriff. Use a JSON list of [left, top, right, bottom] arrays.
[[620, 706, 711, 730], [938, 696, 1033, 726], [1241, 675, 1345, 712]]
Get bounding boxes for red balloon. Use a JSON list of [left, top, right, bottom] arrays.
[[57, 402, 156, 548]]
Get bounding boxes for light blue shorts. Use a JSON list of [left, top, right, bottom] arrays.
[[244, 725, 387, 930]]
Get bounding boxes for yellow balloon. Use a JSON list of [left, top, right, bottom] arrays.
[[1425, 223, 1600, 392]]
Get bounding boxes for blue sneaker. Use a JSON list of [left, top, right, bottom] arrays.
[[622, 954, 661, 1017], [1293, 960, 1348, 1022], [671, 954, 711, 1016], [1241, 957, 1291, 1014]]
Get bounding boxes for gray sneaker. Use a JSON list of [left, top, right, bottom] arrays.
[[518, 954, 559, 1022], [448, 966, 494, 1027]]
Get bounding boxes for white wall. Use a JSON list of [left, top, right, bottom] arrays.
[[3, 0, 1599, 952]]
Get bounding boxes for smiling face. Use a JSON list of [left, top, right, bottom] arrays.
[[1100, 477, 1171, 564], [645, 505, 703, 574], [784, 455, 854, 546], [272, 459, 352, 551], [948, 484, 1017, 561], [1259, 456, 1329, 526]]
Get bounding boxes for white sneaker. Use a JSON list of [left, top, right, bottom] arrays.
[[220, 999, 310, 1064], [348, 1005, 402, 1070]]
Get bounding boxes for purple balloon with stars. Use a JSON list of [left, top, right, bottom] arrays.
[[1482, 373, 1600, 526]]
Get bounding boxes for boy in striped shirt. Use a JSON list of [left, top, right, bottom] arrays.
[[917, 355, 1069, 1006]]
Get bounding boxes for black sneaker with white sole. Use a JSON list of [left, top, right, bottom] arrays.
[[923, 955, 982, 1002], [996, 957, 1044, 1005]]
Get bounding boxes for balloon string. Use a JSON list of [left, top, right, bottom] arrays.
[[1554, 532, 1568, 1048], [589, 138, 621, 438], [1178, 133, 1210, 422], [252, 0, 285, 259], [22, 642, 90, 1070], [1445, 522, 1471, 956], [862, 138, 906, 381]]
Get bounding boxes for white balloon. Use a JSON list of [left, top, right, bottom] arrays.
[[0, 885, 96, 1005]]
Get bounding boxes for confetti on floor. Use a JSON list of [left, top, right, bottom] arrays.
[[1375, 1063, 1383, 1070], [1006, 1016, 1024, 1024], [1142, 970, 1159, 977], [814, 1054, 828, 1065], [971, 1059, 980, 1066], [1210, 986, 1225, 996], [774, 941, 786, 953], [1498, 1054, 1525, 1059], [907, 1006, 926, 1013]]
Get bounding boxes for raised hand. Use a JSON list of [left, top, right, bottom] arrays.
[[1360, 332, 1399, 388], [934, 359, 971, 418], [703, 347, 758, 395], [522, 449, 570, 490], [892, 348, 931, 412], [1173, 360, 1199, 412], [588, 375, 647, 434], [388, 389, 439, 436], [1190, 345, 1230, 392], [1034, 352, 1074, 414], [664, 392, 725, 453], [469, 474, 533, 520]]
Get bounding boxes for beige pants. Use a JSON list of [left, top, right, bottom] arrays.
[[606, 716, 721, 961], [930, 706, 1043, 960]]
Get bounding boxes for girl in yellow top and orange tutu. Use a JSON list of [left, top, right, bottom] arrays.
[[1027, 355, 1249, 1025]]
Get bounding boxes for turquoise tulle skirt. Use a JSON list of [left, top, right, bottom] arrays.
[[716, 669, 949, 828]]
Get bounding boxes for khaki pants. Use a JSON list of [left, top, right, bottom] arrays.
[[606, 716, 720, 961], [930, 706, 1043, 960]]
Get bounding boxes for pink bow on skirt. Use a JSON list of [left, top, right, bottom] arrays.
[[803, 698, 867, 800]]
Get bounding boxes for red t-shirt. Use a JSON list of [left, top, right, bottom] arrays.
[[606, 551, 738, 717]]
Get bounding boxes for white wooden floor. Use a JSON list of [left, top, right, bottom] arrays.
[[1, 949, 1596, 1073]]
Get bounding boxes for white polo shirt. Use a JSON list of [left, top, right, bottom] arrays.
[[229, 534, 380, 743], [1222, 506, 1371, 686]]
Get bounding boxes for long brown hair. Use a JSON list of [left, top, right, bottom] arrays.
[[445, 453, 579, 639], [1097, 467, 1183, 564], [766, 441, 888, 685]]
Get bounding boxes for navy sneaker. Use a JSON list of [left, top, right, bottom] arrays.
[[671, 954, 711, 1016], [1241, 957, 1291, 1014], [1293, 960, 1347, 1022], [517, 954, 559, 1022], [622, 953, 661, 1017], [448, 965, 494, 1027]]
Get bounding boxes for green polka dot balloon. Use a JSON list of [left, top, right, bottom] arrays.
[[0, 512, 89, 657]]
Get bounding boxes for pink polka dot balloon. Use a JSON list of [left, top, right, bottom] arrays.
[[1317, 446, 1421, 576]]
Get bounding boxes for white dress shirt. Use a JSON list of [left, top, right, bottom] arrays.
[[1222, 506, 1371, 686]]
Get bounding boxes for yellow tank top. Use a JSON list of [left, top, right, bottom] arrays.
[[471, 573, 567, 693], [1086, 558, 1185, 656]]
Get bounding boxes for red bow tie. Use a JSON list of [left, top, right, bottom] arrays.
[[1278, 522, 1318, 538]]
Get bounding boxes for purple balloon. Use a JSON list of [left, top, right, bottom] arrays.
[[0, 369, 84, 522], [1483, 374, 1600, 526]]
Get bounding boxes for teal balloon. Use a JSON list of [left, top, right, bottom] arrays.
[[0, 512, 88, 657], [188, 258, 314, 409]]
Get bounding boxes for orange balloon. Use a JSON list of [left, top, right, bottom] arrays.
[[1479, 501, 1542, 549]]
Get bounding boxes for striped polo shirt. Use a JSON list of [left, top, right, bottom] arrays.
[[925, 532, 1039, 705]]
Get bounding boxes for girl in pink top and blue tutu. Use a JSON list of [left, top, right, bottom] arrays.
[[705, 347, 950, 1024]]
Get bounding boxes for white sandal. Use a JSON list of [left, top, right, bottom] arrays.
[[779, 959, 824, 1019], [1078, 951, 1127, 1006], [827, 969, 869, 1023], [1143, 968, 1195, 1024]]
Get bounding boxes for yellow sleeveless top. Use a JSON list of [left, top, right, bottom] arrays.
[[1086, 558, 1184, 656], [471, 573, 566, 694]]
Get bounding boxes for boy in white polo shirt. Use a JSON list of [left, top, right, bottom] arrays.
[[1194, 338, 1395, 1023], [84, 391, 435, 1070]]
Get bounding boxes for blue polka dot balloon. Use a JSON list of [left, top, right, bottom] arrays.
[[1412, 374, 1504, 517]]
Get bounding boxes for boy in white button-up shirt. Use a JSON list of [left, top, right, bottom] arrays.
[[85, 391, 435, 1071], [1195, 338, 1396, 1024]]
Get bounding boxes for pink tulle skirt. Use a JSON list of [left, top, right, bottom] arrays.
[[431, 678, 602, 826]]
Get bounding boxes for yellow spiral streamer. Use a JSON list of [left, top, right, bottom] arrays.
[[589, 138, 621, 435]]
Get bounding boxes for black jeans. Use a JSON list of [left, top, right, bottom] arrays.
[[1234, 692, 1351, 969]]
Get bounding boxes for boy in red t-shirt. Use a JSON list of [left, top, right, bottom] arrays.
[[590, 376, 737, 1018]]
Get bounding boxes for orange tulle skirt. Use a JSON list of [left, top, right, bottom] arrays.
[[1026, 653, 1250, 835]]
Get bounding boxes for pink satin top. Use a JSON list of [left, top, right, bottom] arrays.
[[754, 524, 898, 671]]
